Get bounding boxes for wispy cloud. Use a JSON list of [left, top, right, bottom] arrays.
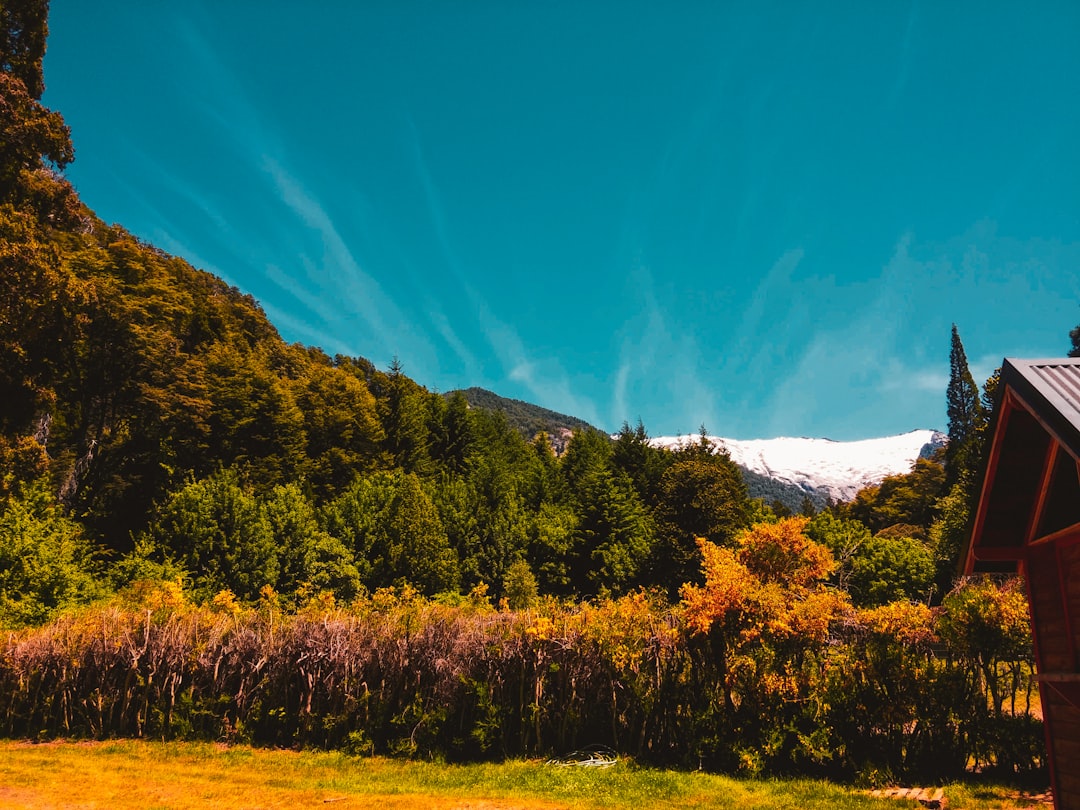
[[407, 116, 464, 287], [261, 158, 402, 349], [406, 118, 596, 414], [427, 308, 483, 383], [724, 248, 806, 379], [171, 15, 281, 160], [757, 236, 940, 438], [756, 225, 1080, 439], [129, 153, 376, 357], [611, 264, 717, 436], [405, 115, 500, 386], [474, 300, 602, 427], [118, 14, 443, 371], [256, 302, 357, 357], [886, 0, 919, 109]]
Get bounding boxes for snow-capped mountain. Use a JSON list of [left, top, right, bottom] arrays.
[[651, 430, 948, 505]]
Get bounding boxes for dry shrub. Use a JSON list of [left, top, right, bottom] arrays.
[[0, 579, 1042, 779]]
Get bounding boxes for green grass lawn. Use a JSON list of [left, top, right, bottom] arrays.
[[0, 740, 1048, 810]]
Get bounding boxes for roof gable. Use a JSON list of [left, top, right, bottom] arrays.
[[1004, 358, 1080, 459], [966, 358, 1080, 572]]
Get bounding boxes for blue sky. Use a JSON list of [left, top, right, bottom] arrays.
[[42, 1, 1080, 439]]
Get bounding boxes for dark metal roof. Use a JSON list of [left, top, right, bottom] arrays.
[[1000, 357, 1080, 463]]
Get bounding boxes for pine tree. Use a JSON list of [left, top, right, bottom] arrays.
[[611, 418, 669, 506], [945, 324, 984, 484], [385, 472, 459, 593], [571, 467, 654, 596], [651, 451, 751, 598], [382, 357, 432, 475], [429, 390, 473, 472]]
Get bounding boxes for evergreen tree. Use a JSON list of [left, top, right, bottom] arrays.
[[945, 324, 984, 485], [383, 472, 459, 594], [651, 447, 751, 599], [429, 390, 474, 473], [502, 558, 538, 609], [555, 429, 658, 595], [559, 428, 612, 491], [1070, 320, 1080, 358], [522, 430, 561, 509], [611, 418, 670, 505], [381, 357, 432, 475], [526, 501, 578, 595], [262, 482, 360, 603], [320, 470, 402, 586], [203, 343, 307, 488], [571, 467, 654, 596], [293, 357, 385, 497], [928, 479, 972, 594], [141, 469, 278, 601], [459, 457, 530, 593]]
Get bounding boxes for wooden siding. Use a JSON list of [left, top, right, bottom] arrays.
[[1043, 689, 1080, 809], [1028, 545, 1073, 674], [1065, 541, 1080, 663]]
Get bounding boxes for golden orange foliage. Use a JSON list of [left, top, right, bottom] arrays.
[[736, 516, 835, 588], [210, 589, 243, 616], [680, 539, 756, 636], [860, 600, 936, 646], [681, 518, 846, 641], [784, 589, 853, 644], [579, 590, 678, 673]]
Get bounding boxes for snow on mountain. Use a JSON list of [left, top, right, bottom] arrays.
[[651, 430, 948, 503]]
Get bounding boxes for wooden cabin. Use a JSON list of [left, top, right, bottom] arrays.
[[965, 357, 1080, 809]]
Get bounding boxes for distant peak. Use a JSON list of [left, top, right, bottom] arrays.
[[650, 429, 947, 504]]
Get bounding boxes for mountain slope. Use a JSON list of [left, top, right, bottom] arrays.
[[450, 387, 602, 450], [652, 430, 947, 506]]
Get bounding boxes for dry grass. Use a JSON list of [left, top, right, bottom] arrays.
[[0, 739, 1046, 810]]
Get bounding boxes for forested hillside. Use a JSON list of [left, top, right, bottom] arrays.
[[451, 386, 600, 440], [1, 0, 757, 613], [2, 0, 1078, 780], [0, 0, 1049, 627]]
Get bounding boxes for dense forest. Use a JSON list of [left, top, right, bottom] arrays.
[[2, 0, 1078, 782]]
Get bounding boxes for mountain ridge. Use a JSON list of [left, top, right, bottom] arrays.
[[448, 387, 603, 453], [652, 429, 947, 507], [446, 390, 945, 510]]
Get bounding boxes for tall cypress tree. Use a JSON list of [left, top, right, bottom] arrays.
[[945, 324, 984, 485]]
